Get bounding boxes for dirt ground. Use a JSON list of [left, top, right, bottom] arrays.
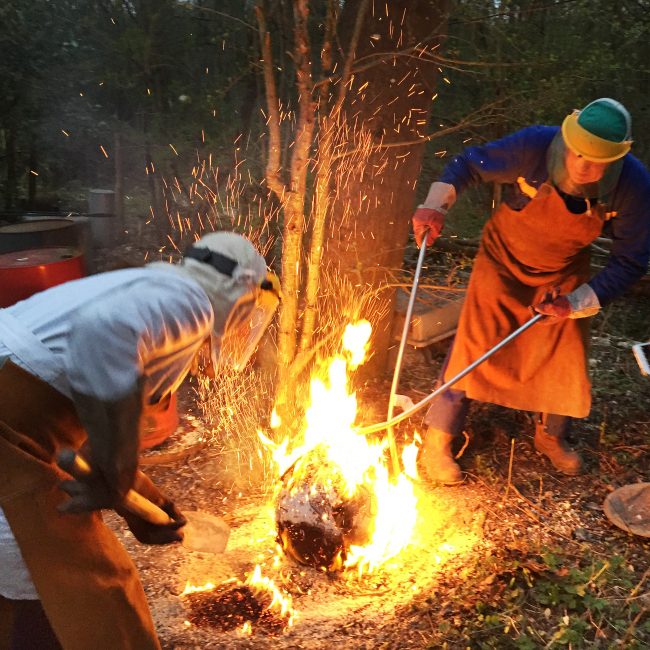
[[97, 235, 650, 649]]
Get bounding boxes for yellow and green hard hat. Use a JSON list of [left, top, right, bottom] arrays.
[[561, 98, 632, 163]]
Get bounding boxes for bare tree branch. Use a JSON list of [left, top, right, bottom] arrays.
[[299, 0, 370, 353], [254, 3, 286, 198]]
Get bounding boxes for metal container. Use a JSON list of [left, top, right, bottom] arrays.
[[21, 214, 94, 271], [0, 218, 80, 254], [139, 392, 179, 449], [0, 247, 85, 307], [88, 189, 115, 215], [392, 287, 465, 347], [88, 189, 117, 247]]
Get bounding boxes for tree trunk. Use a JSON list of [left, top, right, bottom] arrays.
[[27, 145, 37, 208], [5, 128, 16, 211], [114, 130, 125, 235], [324, 0, 449, 376], [272, 0, 316, 378], [299, 0, 353, 353]]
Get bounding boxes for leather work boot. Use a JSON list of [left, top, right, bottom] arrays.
[[419, 427, 463, 485], [534, 420, 583, 475]]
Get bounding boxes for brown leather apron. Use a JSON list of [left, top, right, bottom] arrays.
[[0, 361, 160, 650], [444, 182, 604, 418]]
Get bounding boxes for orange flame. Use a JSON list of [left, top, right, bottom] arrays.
[[245, 564, 296, 627], [180, 565, 295, 630], [265, 320, 419, 574]]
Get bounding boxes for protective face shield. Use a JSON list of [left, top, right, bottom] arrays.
[[547, 132, 623, 202], [184, 242, 281, 371], [215, 271, 281, 371], [551, 98, 631, 203]]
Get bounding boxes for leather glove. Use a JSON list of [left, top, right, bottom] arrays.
[[117, 470, 187, 545], [59, 471, 119, 513], [412, 181, 456, 247], [412, 207, 445, 248], [118, 500, 187, 545], [533, 284, 601, 319], [533, 288, 572, 318], [57, 443, 163, 515]]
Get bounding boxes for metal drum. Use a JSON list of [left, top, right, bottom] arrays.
[[0, 247, 85, 307], [0, 218, 80, 254], [140, 392, 179, 449]]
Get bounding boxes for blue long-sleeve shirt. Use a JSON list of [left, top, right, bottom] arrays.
[[439, 125, 650, 305]]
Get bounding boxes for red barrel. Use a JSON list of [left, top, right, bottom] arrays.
[[0, 247, 85, 307], [140, 392, 179, 449]]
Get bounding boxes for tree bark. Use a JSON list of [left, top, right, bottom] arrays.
[[5, 128, 17, 211], [114, 130, 125, 236], [274, 0, 316, 378], [298, 0, 352, 353], [324, 0, 449, 376]]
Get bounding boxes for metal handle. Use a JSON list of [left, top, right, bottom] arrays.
[[359, 312, 545, 436], [386, 230, 430, 474], [59, 451, 173, 526]]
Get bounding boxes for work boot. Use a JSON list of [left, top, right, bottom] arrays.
[[419, 427, 463, 485], [534, 419, 583, 476]]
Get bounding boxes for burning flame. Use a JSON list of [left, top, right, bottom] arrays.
[[245, 564, 296, 626], [180, 565, 295, 631], [342, 319, 372, 369], [264, 320, 419, 574], [180, 580, 219, 596]]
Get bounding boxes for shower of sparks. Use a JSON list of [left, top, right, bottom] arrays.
[[159, 139, 279, 258], [144, 18, 453, 493]]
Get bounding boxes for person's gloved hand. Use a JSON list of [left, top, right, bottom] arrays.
[[58, 451, 121, 513], [412, 207, 445, 248], [119, 500, 187, 545], [412, 181, 456, 248], [533, 288, 572, 318], [533, 284, 602, 319]]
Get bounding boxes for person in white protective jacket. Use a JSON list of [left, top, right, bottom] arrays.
[[0, 231, 280, 650]]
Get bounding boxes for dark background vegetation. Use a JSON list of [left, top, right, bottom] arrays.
[[3, 0, 650, 235]]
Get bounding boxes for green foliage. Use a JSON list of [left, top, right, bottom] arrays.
[[422, 544, 646, 649], [3, 0, 650, 225]]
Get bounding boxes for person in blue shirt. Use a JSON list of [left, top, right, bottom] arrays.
[[412, 98, 650, 484]]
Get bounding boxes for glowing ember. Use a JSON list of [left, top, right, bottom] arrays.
[[181, 565, 295, 634], [265, 320, 419, 574]]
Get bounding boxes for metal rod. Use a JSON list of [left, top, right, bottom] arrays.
[[386, 232, 430, 475], [358, 312, 545, 436]]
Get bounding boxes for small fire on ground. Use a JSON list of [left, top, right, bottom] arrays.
[[181, 565, 295, 634]]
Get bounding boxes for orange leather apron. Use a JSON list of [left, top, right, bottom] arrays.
[[444, 183, 604, 418], [0, 361, 160, 650]]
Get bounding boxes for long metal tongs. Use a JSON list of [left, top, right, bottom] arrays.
[[370, 230, 544, 474], [383, 230, 432, 475]]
